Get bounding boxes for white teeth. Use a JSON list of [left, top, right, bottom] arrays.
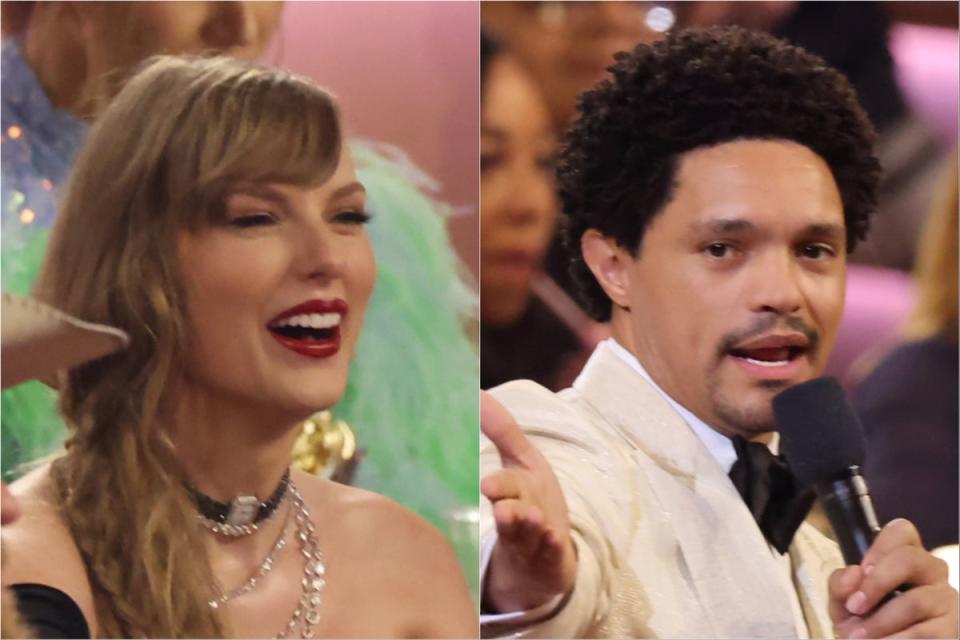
[[742, 357, 789, 368], [272, 313, 341, 330]]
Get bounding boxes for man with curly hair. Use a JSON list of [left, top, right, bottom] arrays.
[[480, 27, 958, 639]]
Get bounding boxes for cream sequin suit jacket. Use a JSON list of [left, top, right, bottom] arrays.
[[481, 342, 844, 638]]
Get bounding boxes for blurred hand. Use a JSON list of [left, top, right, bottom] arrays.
[[480, 391, 576, 612], [828, 519, 959, 638]]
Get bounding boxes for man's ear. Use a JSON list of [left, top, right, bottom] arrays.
[[581, 229, 632, 311]]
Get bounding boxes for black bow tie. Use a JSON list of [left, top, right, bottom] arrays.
[[728, 436, 815, 554]]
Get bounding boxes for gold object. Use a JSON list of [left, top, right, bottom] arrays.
[[291, 411, 359, 481]]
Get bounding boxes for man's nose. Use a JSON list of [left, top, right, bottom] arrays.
[[747, 250, 804, 315]]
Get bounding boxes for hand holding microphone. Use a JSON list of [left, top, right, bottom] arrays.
[[774, 378, 958, 639]]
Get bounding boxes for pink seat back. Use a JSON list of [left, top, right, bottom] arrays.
[[825, 265, 915, 388]]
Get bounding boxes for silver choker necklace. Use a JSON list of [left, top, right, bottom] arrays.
[[188, 470, 292, 537]]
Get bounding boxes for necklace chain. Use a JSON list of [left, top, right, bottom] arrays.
[[275, 480, 326, 639], [208, 501, 291, 609], [205, 477, 326, 638]]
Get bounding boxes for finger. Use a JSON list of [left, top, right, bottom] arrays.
[[834, 615, 865, 639], [843, 585, 952, 639], [481, 391, 537, 468], [830, 565, 865, 623], [528, 523, 567, 564], [481, 468, 529, 502], [863, 519, 924, 569], [847, 547, 949, 616], [493, 499, 545, 540], [493, 500, 551, 558], [882, 616, 958, 639]]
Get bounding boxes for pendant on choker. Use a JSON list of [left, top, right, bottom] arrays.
[[186, 469, 291, 537]]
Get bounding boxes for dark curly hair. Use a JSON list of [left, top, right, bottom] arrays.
[[557, 26, 881, 321]]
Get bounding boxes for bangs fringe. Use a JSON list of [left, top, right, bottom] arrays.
[[161, 62, 342, 228]]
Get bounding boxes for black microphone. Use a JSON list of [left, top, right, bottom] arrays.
[[772, 376, 881, 565]]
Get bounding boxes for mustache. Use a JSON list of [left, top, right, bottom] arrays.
[[716, 315, 820, 360]]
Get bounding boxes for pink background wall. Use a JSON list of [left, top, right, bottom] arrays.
[[890, 23, 959, 143], [273, 2, 480, 277]]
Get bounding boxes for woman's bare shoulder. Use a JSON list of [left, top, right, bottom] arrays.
[[294, 471, 453, 546], [3, 465, 98, 633], [292, 471, 477, 637]]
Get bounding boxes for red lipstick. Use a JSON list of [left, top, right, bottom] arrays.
[[267, 299, 347, 359]]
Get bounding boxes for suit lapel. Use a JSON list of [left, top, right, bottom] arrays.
[[574, 343, 802, 637]]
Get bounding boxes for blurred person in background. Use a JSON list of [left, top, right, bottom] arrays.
[[677, 0, 958, 272], [482, 1, 665, 302], [1, 1, 478, 537], [481, 1, 662, 133], [852, 159, 958, 551], [480, 32, 594, 391]]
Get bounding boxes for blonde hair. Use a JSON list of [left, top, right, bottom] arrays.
[[904, 158, 958, 344], [33, 55, 341, 638]]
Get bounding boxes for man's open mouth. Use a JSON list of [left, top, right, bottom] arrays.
[[728, 345, 806, 367], [726, 331, 812, 370]]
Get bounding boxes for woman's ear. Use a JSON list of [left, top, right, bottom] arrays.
[[581, 229, 632, 311]]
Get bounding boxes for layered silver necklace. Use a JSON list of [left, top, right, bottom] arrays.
[[205, 478, 326, 638]]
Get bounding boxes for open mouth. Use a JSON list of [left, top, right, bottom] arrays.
[[728, 345, 806, 368], [269, 313, 340, 342], [723, 330, 815, 380], [267, 300, 347, 359]]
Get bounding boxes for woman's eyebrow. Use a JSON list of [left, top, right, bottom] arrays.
[[329, 182, 366, 200], [228, 184, 290, 207]]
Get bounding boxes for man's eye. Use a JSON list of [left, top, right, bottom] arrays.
[[799, 244, 835, 260], [229, 213, 276, 228], [335, 210, 372, 225], [480, 152, 503, 172], [705, 242, 732, 258]]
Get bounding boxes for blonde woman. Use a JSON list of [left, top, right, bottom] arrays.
[[1, 55, 476, 638], [3, 0, 479, 542]]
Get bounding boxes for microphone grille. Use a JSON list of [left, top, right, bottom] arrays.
[[772, 377, 866, 487]]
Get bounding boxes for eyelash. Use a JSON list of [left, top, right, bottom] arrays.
[[228, 209, 372, 228], [230, 212, 276, 228], [704, 242, 736, 258], [798, 243, 836, 260], [335, 210, 372, 225]]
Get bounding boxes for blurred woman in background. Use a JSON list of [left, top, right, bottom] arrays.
[[480, 32, 595, 391]]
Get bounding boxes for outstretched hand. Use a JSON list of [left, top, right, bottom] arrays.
[[480, 391, 577, 613], [828, 519, 958, 638]]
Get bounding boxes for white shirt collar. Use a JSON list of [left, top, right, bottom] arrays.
[[604, 337, 740, 473]]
